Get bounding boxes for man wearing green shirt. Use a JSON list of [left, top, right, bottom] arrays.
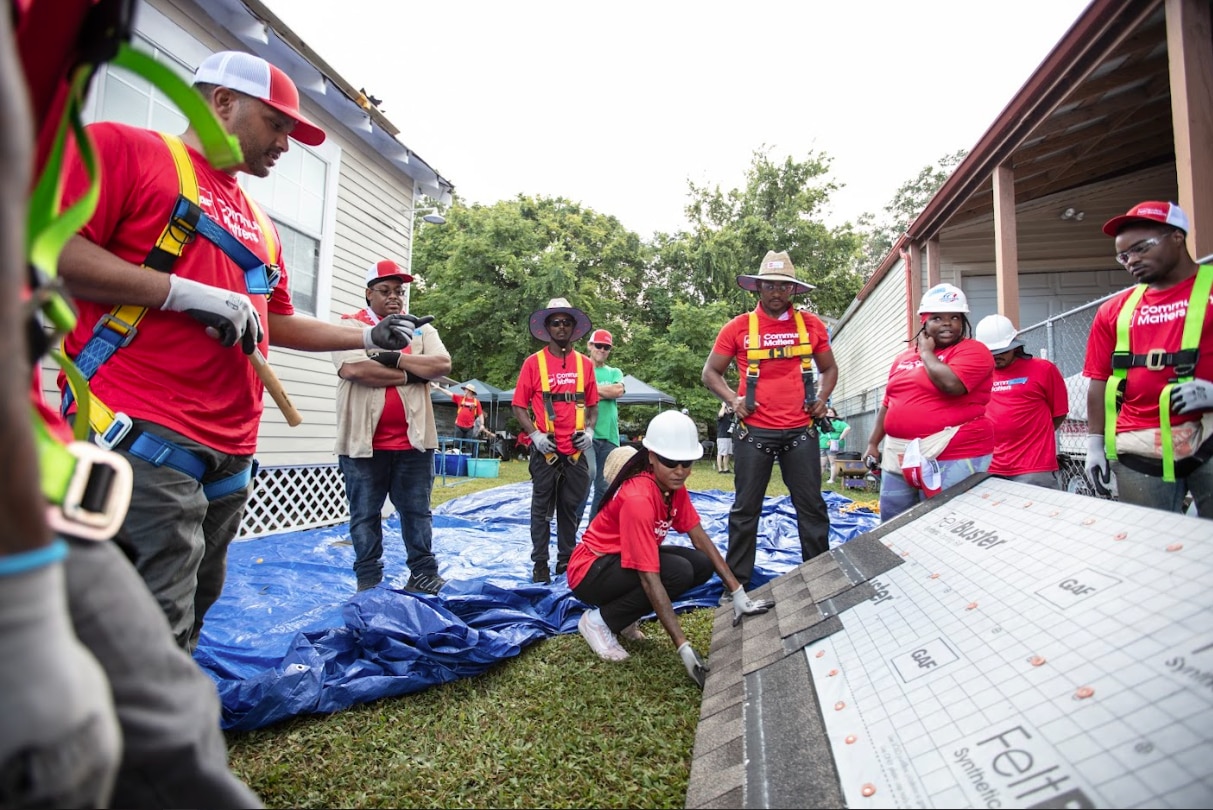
[[586, 329, 626, 518]]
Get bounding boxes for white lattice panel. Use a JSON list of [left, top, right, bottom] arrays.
[[238, 464, 348, 538]]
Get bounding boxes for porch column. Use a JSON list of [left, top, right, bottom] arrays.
[[1166, 0, 1213, 259], [925, 237, 941, 288], [992, 164, 1020, 326]]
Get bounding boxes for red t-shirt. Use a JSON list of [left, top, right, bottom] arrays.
[[882, 339, 994, 460], [59, 122, 294, 455], [987, 356, 1068, 475], [342, 308, 412, 451], [454, 394, 482, 428], [711, 306, 831, 430], [512, 348, 599, 455], [1083, 270, 1213, 432], [566, 472, 700, 589]]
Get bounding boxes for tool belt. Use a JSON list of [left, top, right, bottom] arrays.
[[735, 423, 813, 455]]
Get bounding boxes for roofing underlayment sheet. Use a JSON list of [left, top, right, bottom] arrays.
[[195, 482, 879, 730]]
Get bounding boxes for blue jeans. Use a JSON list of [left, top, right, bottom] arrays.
[[588, 437, 618, 518], [879, 454, 992, 522], [1112, 458, 1213, 519], [339, 450, 437, 589]]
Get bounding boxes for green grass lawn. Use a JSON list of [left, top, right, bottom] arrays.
[[224, 455, 879, 808]]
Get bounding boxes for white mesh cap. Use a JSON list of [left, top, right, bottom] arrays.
[[194, 51, 325, 146]]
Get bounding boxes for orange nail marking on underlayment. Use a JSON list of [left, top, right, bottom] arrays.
[[1050, 510, 1060, 517], [861, 784, 877, 797], [1029, 656, 1046, 667], [1082, 517, 1096, 525], [1114, 532, 1128, 541], [845, 735, 858, 745], [966, 602, 978, 611], [828, 669, 839, 677], [834, 701, 846, 711], [982, 493, 990, 499], [815, 650, 826, 658], [1075, 686, 1095, 699], [901, 550, 910, 557], [1167, 543, 1183, 552], [1022, 501, 1033, 508], [929, 573, 940, 579]]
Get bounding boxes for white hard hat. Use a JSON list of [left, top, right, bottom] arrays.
[[975, 314, 1024, 353], [642, 411, 704, 461], [917, 283, 969, 314]]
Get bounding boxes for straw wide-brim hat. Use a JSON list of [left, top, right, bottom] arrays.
[[529, 297, 592, 342], [463, 383, 478, 394], [603, 445, 638, 485], [736, 250, 815, 294]]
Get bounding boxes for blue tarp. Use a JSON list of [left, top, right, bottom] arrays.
[[195, 483, 879, 731]]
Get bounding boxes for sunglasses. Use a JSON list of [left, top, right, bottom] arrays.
[[591, 343, 612, 350], [654, 454, 694, 470], [759, 281, 796, 293], [547, 318, 575, 328]]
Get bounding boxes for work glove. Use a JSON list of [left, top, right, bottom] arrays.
[[530, 430, 556, 455], [369, 351, 401, 368], [0, 557, 120, 807], [1085, 434, 1113, 497], [364, 313, 434, 351], [731, 585, 775, 627], [1170, 379, 1213, 414], [162, 274, 262, 354], [677, 642, 710, 689], [572, 430, 593, 452]]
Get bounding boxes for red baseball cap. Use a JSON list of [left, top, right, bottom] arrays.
[[1102, 201, 1189, 236], [194, 51, 326, 146], [365, 259, 413, 286], [588, 329, 613, 346]]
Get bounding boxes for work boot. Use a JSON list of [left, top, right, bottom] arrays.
[[555, 560, 568, 577], [404, 572, 446, 596], [532, 564, 551, 584]]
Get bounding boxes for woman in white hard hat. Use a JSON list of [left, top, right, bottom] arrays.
[[566, 411, 773, 688], [863, 283, 995, 521]]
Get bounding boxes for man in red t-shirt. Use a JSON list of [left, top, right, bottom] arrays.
[[976, 315, 1068, 487], [333, 260, 451, 594], [511, 298, 599, 583], [448, 383, 483, 440], [702, 251, 838, 590], [56, 51, 417, 649], [1084, 201, 1213, 518]]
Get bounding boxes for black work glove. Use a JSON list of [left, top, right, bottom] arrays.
[[369, 352, 401, 368]]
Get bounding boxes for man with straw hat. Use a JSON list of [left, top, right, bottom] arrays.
[[512, 298, 599, 583], [702, 251, 837, 594]]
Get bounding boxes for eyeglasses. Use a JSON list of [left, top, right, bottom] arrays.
[[654, 454, 694, 470], [1114, 236, 1165, 266], [370, 286, 405, 298], [759, 281, 796, 293], [591, 343, 612, 351]]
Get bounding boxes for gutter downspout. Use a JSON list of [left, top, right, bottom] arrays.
[[901, 247, 914, 342]]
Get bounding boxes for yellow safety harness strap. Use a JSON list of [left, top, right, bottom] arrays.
[[744, 309, 814, 412], [536, 348, 586, 462]]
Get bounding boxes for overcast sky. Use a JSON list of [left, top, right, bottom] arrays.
[[264, 0, 1094, 237]]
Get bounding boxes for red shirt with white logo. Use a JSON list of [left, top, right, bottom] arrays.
[[59, 122, 294, 454], [454, 394, 482, 428], [987, 356, 1068, 475], [566, 472, 700, 589], [711, 306, 831, 430], [882, 338, 994, 459], [512, 347, 599, 455], [1083, 271, 1213, 432]]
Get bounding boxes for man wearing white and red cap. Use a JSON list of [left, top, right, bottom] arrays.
[[1084, 201, 1213, 518], [334, 260, 450, 594], [53, 51, 419, 649], [585, 328, 626, 518]]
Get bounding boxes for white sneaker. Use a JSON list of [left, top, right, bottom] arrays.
[[620, 621, 647, 642], [578, 609, 629, 661]]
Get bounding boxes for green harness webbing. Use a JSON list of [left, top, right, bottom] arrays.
[[1105, 265, 1213, 482]]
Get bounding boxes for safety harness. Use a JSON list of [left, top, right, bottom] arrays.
[[744, 308, 818, 412], [23, 0, 255, 532], [535, 348, 586, 463], [1105, 265, 1213, 482], [59, 132, 278, 499]]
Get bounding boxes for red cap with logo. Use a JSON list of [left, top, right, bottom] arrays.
[[365, 259, 413, 286], [1102, 201, 1190, 236], [588, 329, 613, 346], [193, 51, 326, 146]]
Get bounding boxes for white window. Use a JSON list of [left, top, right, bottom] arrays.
[[84, 17, 339, 317]]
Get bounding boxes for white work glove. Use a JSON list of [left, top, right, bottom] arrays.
[[0, 558, 120, 807], [731, 585, 775, 627], [572, 430, 593, 452], [1170, 379, 1213, 414], [530, 430, 556, 455], [677, 642, 710, 689], [363, 313, 434, 351], [1085, 434, 1113, 497], [162, 274, 262, 354]]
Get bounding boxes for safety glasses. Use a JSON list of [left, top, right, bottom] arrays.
[[654, 454, 694, 470], [1114, 236, 1165, 266], [591, 343, 612, 351]]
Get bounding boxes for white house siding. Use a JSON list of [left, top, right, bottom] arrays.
[[830, 254, 911, 411]]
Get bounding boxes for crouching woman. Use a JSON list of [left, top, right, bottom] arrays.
[[566, 411, 772, 688]]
